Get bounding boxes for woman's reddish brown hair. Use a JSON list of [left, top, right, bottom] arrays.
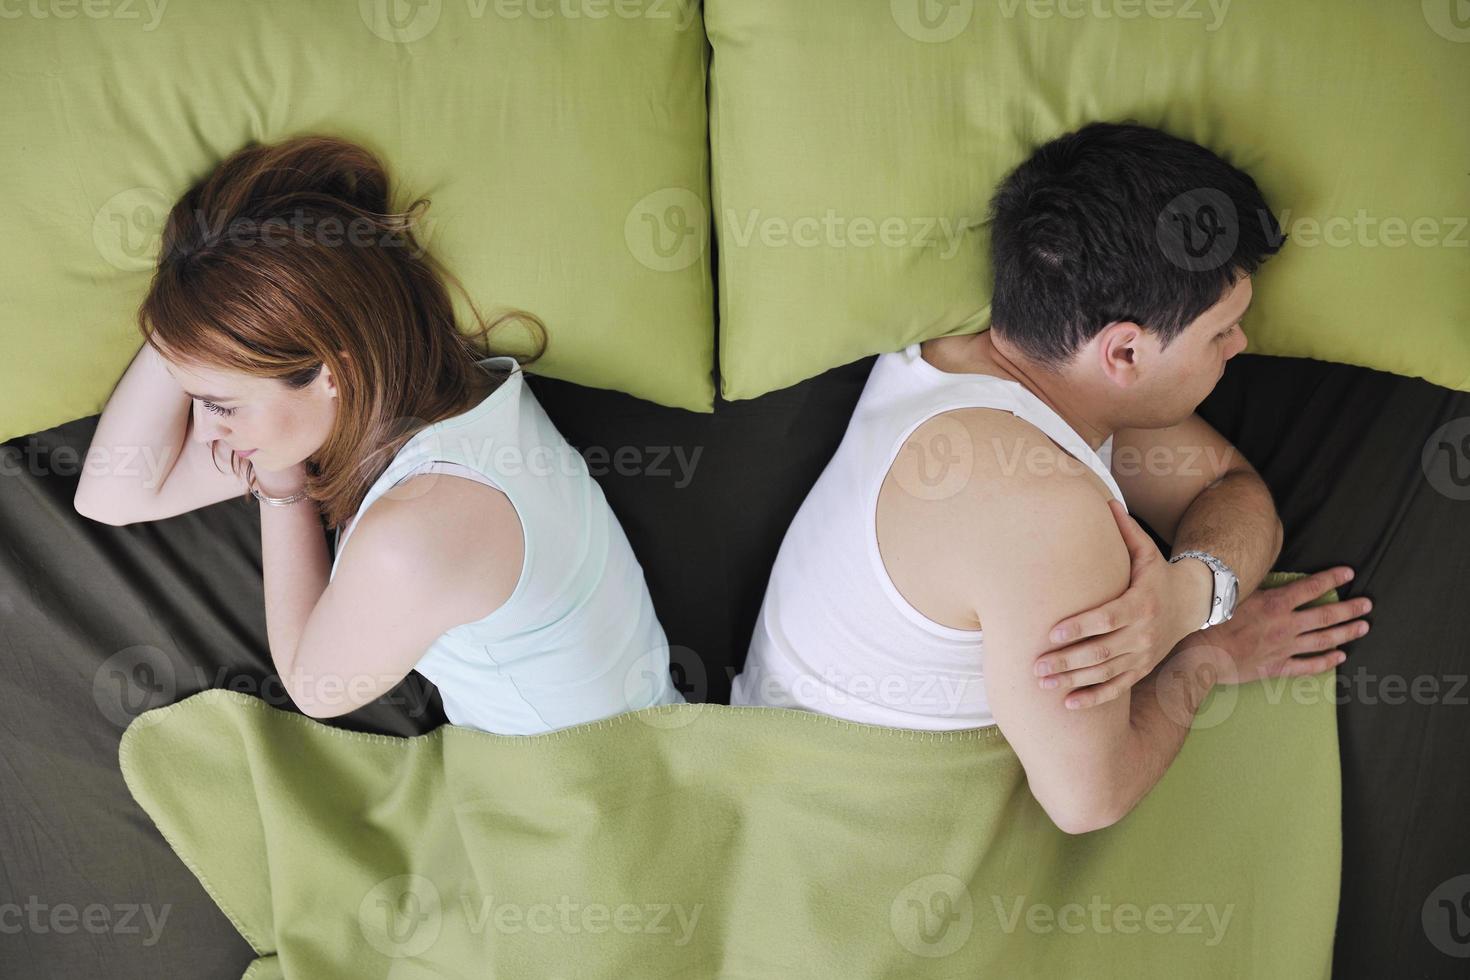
[[138, 134, 547, 528]]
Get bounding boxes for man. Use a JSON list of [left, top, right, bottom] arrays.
[[730, 122, 1369, 834]]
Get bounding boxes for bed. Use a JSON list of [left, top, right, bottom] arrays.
[[4, 350, 1468, 976]]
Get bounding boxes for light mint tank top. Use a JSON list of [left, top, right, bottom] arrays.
[[330, 355, 685, 734]]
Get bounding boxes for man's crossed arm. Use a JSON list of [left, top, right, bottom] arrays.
[[954, 410, 1278, 834], [1034, 413, 1284, 708]]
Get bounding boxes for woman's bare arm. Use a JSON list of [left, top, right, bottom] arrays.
[[73, 342, 250, 525]]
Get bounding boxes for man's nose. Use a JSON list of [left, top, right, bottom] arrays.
[[1226, 328, 1249, 359]]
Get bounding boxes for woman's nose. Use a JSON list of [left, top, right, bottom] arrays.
[[191, 403, 229, 442]]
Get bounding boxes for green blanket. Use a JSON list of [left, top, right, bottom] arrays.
[[120, 573, 1340, 979]]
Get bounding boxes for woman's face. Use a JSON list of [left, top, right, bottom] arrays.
[[159, 352, 340, 471]]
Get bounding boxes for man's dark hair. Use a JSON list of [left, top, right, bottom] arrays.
[[986, 120, 1285, 368]]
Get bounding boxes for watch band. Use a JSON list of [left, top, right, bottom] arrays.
[[1167, 549, 1237, 629]]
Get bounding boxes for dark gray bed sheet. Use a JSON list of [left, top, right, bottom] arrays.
[[1, 353, 1467, 978]]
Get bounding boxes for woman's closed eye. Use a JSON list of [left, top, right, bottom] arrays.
[[200, 399, 236, 417]]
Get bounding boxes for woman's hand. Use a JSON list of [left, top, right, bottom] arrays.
[[1033, 499, 1210, 709], [1182, 567, 1368, 687]]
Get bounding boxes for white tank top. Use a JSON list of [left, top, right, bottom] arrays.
[[330, 355, 684, 735], [729, 341, 1124, 730]]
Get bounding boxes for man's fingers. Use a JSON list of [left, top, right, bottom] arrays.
[[1038, 655, 1129, 691], [1286, 566, 1355, 608], [1107, 498, 1154, 561], [1292, 596, 1372, 633], [1060, 671, 1134, 710], [1292, 619, 1370, 654], [1046, 600, 1128, 647], [1273, 649, 1347, 677], [1044, 501, 1148, 645]]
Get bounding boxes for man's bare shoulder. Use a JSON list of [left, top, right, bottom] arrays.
[[914, 406, 1114, 504], [877, 406, 1124, 632], [931, 409, 1129, 628]]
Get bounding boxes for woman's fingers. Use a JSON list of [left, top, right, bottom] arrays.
[[1291, 619, 1370, 655], [1272, 649, 1347, 677], [1291, 596, 1372, 633]]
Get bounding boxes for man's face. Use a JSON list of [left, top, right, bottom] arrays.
[[1163, 273, 1253, 412], [1097, 274, 1253, 427]]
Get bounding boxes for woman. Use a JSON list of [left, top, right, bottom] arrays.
[[74, 134, 684, 733]]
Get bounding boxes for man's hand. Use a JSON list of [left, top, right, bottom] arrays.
[[1033, 499, 1211, 709], [1182, 566, 1367, 686]]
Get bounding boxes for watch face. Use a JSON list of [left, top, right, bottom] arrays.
[[1223, 576, 1239, 617]]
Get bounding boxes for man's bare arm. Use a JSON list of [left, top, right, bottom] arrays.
[[959, 420, 1221, 834], [1111, 415, 1282, 604], [1170, 470, 1282, 606]]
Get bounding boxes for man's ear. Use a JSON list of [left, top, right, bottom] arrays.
[[1096, 320, 1146, 386]]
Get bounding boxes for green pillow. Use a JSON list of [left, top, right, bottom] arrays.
[[0, 0, 714, 443], [707, 0, 1470, 400]]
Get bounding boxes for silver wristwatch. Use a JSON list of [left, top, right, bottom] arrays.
[[1167, 549, 1238, 630]]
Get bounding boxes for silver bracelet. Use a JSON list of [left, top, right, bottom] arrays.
[[251, 486, 310, 507]]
